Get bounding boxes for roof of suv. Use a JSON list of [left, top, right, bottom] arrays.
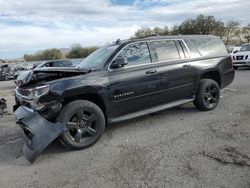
[[116, 34, 217, 45]]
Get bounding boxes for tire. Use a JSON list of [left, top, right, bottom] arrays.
[[56, 100, 105, 150], [233, 66, 238, 70], [194, 79, 220, 111]]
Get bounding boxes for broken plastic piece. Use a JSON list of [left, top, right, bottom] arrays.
[[15, 106, 68, 163]]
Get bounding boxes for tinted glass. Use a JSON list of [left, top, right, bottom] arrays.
[[240, 45, 250, 52], [148, 40, 180, 62], [189, 37, 228, 56], [117, 42, 151, 67], [79, 45, 118, 69], [52, 61, 72, 67]]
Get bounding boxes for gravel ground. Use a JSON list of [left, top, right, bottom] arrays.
[[0, 69, 249, 188]]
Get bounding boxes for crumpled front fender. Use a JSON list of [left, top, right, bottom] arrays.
[[15, 106, 68, 163]]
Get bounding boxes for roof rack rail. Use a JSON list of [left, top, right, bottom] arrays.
[[143, 33, 160, 38]]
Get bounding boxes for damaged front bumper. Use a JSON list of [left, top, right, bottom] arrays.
[[15, 106, 68, 163]]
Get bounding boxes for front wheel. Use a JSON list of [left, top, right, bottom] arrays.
[[194, 79, 220, 111], [57, 100, 105, 150]]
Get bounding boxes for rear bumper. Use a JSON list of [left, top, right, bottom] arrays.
[[221, 68, 235, 89], [15, 106, 67, 163]]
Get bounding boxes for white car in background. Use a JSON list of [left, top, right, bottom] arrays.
[[226, 46, 241, 55], [232, 44, 250, 69]]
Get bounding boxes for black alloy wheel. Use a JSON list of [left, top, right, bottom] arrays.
[[66, 110, 98, 143], [57, 100, 105, 150], [194, 79, 220, 111], [203, 84, 219, 108]]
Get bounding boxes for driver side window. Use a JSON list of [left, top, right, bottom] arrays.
[[116, 42, 151, 67]]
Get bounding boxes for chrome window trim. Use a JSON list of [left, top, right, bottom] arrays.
[[108, 38, 192, 71]]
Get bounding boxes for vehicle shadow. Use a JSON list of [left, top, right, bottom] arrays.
[[43, 103, 198, 155], [235, 67, 250, 71], [42, 139, 72, 156]]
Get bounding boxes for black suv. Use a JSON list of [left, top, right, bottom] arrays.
[[15, 35, 234, 162]]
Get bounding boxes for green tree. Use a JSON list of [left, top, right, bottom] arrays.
[[224, 21, 240, 44], [177, 15, 224, 35], [40, 49, 63, 60], [171, 25, 179, 35], [23, 54, 36, 61], [135, 26, 169, 38], [242, 24, 250, 43], [135, 27, 154, 38], [24, 48, 63, 61], [66, 44, 97, 59]]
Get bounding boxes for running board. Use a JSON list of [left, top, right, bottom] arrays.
[[109, 98, 194, 124]]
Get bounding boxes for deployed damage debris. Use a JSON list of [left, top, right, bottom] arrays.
[[14, 67, 91, 162], [0, 98, 7, 116], [15, 106, 68, 162]]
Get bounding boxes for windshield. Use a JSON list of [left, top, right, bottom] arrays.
[[240, 45, 250, 52], [78, 45, 118, 69]]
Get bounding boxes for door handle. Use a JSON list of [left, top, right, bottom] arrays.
[[183, 64, 192, 68], [145, 70, 157, 74]]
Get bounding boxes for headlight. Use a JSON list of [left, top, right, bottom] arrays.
[[32, 85, 49, 98]]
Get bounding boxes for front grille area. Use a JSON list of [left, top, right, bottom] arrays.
[[236, 56, 244, 60], [234, 62, 246, 65]]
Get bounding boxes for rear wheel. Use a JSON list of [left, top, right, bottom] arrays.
[[57, 100, 105, 150], [194, 79, 220, 111]]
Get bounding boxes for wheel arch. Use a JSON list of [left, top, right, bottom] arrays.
[[61, 87, 107, 119], [200, 70, 221, 88]]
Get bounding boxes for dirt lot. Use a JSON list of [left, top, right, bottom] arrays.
[[0, 69, 250, 188]]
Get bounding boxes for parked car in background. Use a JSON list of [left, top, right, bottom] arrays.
[[0, 64, 15, 81], [232, 44, 250, 69], [33, 59, 73, 69], [14, 35, 234, 162], [71, 58, 84, 67], [226, 46, 241, 55]]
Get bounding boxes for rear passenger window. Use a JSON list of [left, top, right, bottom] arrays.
[[189, 37, 228, 57], [117, 42, 151, 67], [148, 40, 180, 62]]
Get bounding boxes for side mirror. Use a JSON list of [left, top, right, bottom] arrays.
[[110, 57, 128, 69], [233, 50, 238, 54]]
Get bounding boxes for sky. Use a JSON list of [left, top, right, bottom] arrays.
[[0, 0, 250, 59]]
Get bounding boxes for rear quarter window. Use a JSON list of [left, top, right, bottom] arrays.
[[189, 37, 228, 57], [148, 40, 180, 62]]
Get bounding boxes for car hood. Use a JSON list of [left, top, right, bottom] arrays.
[[16, 67, 91, 87], [233, 51, 250, 55]]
